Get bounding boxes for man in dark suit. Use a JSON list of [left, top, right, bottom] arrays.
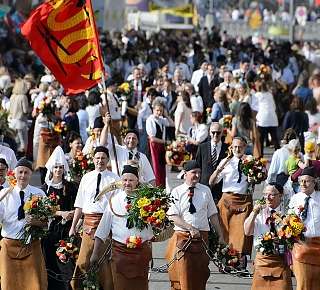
[[198, 64, 220, 109], [196, 122, 229, 202]]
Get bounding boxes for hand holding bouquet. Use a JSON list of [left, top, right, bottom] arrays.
[[240, 155, 268, 194], [126, 185, 172, 237], [69, 150, 95, 182], [18, 193, 60, 246], [56, 237, 79, 263]]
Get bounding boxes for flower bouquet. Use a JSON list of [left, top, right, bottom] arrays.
[[126, 235, 142, 249], [53, 121, 68, 137], [69, 150, 95, 182], [205, 107, 212, 124], [83, 271, 99, 290], [126, 185, 173, 237], [56, 237, 79, 264], [36, 96, 56, 117], [257, 64, 272, 80], [240, 155, 268, 194], [18, 193, 60, 245], [117, 82, 134, 117], [208, 230, 241, 271], [256, 211, 305, 265], [6, 170, 17, 187], [165, 140, 190, 167]]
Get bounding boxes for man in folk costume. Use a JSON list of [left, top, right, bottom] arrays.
[[82, 116, 118, 155], [100, 113, 155, 184], [244, 184, 293, 290], [289, 166, 320, 290], [0, 158, 48, 290], [209, 137, 253, 267], [0, 158, 10, 189], [101, 79, 122, 144], [166, 160, 224, 290], [91, 165, 153, 290], [69, 146, 120, 290]]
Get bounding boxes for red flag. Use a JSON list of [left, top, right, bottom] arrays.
[[21, 0, 104, 95]]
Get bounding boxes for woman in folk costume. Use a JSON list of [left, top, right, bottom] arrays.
[[244, 183, 293, 290], [0, 158, 48, 290], [41, 146, 78, 290], [186, 111, 208, 158], [146, 97, 174, 187], [91, 165, 153, 290], [289, 167, 320, 290]]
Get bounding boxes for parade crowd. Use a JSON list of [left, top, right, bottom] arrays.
[[0, 18, 320, 290]]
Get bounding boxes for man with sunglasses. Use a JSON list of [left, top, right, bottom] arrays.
[[196, 122, 228, 202], [244, 184, 293, 289], [289, 167, 320, 290]]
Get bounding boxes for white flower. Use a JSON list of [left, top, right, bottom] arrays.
[[259, 247, 265, 253], [246, 155, 254, 162]]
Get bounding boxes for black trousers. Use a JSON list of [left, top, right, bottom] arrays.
[[258, 126, 280, 157]]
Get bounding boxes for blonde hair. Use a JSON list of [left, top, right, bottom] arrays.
[[12, 79, 28, 95]]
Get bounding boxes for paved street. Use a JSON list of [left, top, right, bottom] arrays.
[[30, 147, 296, 289]]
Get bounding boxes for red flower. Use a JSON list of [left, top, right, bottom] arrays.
[[125, 204, 132, 211]]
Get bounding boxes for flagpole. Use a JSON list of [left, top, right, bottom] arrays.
[[101, 72, 121, 177], [88, 0, 120, 176]]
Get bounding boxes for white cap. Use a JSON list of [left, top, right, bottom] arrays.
[[45, 146, 69, 184]]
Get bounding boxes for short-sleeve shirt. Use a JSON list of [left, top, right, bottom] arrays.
[[167, 182, 217, 231]]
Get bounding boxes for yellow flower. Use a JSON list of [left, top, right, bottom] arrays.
[[119, 82, 130, 93], [137, 197, 151, 208], [139, 208, 149, 217], [23, 201, 31, 211], [153, 209, 166, 221], [129, 236, 137, 244]]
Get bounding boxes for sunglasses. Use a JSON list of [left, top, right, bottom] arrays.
[[211, 131, 222, 136]]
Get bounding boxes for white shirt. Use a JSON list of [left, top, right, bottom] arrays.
[[252, 205, 283, 248], [255, 92, 278, 127], [86, 105, 101, 129], [110, 145, 155, 183], [82, 134, 118, 155], [137, 99, 152, 130], [191, 69, 205, 92], [188, 124, 208, 143], [174, 102, 192, 135], [289, 191, 320, 238], [146, 115, 169, 140], [211, 141, 222, 159], [104, 92, 121, 120], [0, 185, 46, 239], [216, 156, 248, 194], [74, 170, 120, 214], [0, 145, 17, 170], [0, 180, 9, 189], [77, 109, 89, 143], [190, 95, 204, 113], [95, 189, 154, 243], [267, 145, 290, 183], [167, 183, 217, 231]]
